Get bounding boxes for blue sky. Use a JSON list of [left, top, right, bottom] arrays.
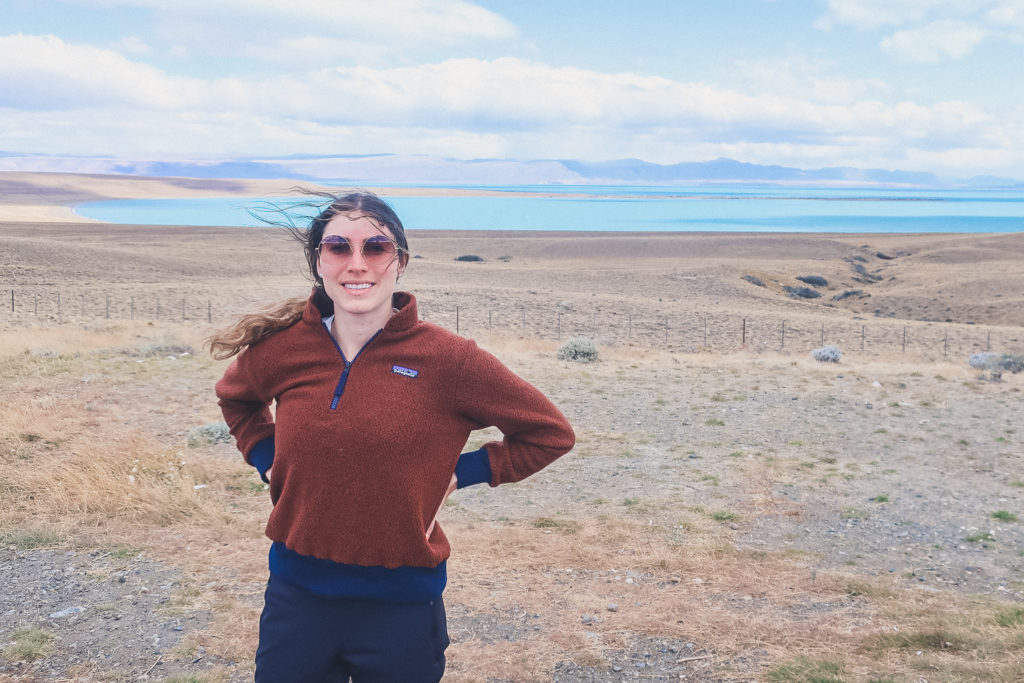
[[2, 0, 1024, 178]]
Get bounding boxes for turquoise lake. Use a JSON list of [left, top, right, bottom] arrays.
[[74, 185, 1024, 233]]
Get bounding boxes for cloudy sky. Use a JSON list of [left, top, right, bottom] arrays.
[[3, 0, 1024, 178]]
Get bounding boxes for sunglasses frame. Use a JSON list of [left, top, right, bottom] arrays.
[[316, 234, 406, 268]]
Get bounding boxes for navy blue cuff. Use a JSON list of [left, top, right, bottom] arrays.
[[455, 448, 491, 488], [248, 437, 275, 484]]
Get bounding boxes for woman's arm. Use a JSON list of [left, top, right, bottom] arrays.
[[215, 349, 277, 476], [455, 342, 575, 487]]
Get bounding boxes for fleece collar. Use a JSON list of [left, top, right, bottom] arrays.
[[301, 288, 418, 333]]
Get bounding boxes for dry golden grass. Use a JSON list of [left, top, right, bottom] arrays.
[[2, 313, 1022, 681]]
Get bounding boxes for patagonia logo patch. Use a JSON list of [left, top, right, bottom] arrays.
[[392, 365, 419, 378]]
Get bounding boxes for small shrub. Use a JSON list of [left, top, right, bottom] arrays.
[[187, 421, 232, 447], [811, 345, 842, 363], [557, 337, 598, 363], [969, 352, 1024, 381], [991, 510, 1018, 522], [785, 285, 822, 299], [454, 254, 483, 262], [741, 274, 765, 287], [797, 275, 828, 287]]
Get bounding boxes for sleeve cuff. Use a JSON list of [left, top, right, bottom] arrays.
[[248, 437, 275, 484], [455, 448, 492, 489]]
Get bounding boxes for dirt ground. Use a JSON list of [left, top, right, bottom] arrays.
[[1, 173, 1023, 682]]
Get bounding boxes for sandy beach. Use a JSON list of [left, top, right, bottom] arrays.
[[2, 171, 1023, 682]]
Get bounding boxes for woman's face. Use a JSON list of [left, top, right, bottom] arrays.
[[317, 212, 404, 323]]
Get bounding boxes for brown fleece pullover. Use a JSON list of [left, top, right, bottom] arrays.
[[216, 291, 575, 570]]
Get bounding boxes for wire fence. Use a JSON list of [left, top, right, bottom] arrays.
[[4, 288, 1022, 361]]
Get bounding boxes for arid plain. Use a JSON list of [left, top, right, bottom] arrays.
[[1, 172, 1023, 682]]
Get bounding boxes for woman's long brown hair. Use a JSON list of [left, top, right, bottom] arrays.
[[206, 190, 409, 360]]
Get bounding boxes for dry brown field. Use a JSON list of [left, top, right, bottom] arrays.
[[1, 173, 1023, 682]]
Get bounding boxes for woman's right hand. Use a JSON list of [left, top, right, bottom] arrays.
[[264, 467, 272, 483]]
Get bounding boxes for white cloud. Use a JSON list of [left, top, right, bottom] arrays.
[[821, 0, 1024, 61], [881, 20, 989, 62], [1, 34, 1021, 178], [0, 34, 204, 109], [49, 0, 517, 64]]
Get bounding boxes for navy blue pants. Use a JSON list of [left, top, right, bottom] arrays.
[[255, 576, 449, 682]]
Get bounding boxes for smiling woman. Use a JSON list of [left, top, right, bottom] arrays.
[[207, 189, 575, 682]]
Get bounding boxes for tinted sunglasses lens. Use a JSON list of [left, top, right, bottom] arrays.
[[362, 236, 397, 263], [319, 237, 353, 263]]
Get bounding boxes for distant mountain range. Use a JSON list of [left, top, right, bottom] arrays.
[[1, 151, 1021, 189]]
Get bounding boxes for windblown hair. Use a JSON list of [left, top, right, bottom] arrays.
[[206, 190, 409, 360]]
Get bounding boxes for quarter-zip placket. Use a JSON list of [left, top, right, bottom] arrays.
[[324, 326, 384, 410]]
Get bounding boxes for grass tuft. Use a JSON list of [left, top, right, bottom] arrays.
[[2, 627, 54, 661], [765, 656, 845, 682]]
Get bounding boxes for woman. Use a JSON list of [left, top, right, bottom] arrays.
[[209, 191, 575, 682]]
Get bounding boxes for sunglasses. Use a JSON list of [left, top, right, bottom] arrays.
[[317, 234, 404, 267]]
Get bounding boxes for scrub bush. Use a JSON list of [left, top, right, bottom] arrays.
[[785, 286, 821, 299], [557, 337, 598, 363], [812, 345, 842, 363], [969, 352, 1024, 381], [187, 421, 232, 447], [797, 275, 828, 287], [454, 254, 483, 262]]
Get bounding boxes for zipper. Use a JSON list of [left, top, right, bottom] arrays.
[[324, 325, 383, 410]]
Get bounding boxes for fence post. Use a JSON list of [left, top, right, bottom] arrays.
[[57, 293, 61, 317], [456, 306, 460, 335], [557, 310, 561, 340], [664, 317, 668, 345], [208, 300, 212, 324], [944, 329, 948, 357], [488, 310, 492, 328], [781, 320, 786, 350], [80, 293, 85, 316], [902, 327, 906, 353], [987, 331, 991, 352], [181, 299, 186, 321], [131, 296, 135, 320], [156, 297, 161, 319], [10, 289, 13, 312], [861, 325, 865, 353], [628, 312, 632, 341], [703, 316, 708, 348], [742, 318, 746, 346], [34, 294, 38, 315], [105, 295, 110, 319], [820, 323, 824, 346]]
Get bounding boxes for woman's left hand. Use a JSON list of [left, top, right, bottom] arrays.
[[426, 473, 458, 540]]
